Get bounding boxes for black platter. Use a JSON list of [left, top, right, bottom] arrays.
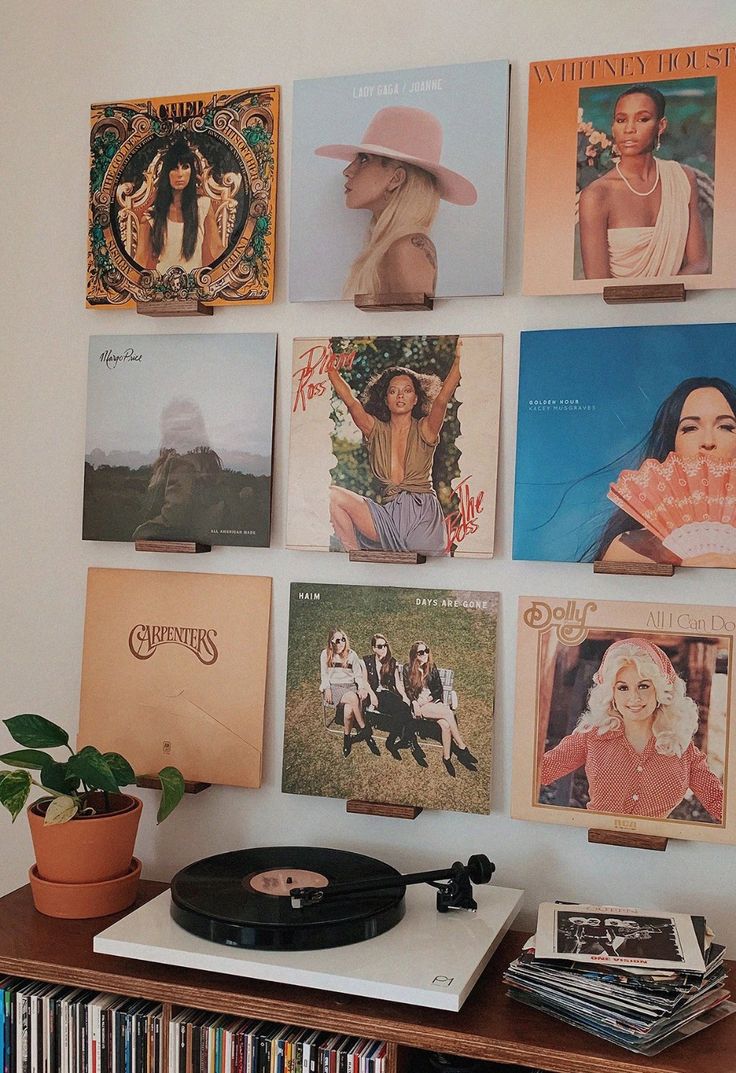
[[170, 846, 406, 951]]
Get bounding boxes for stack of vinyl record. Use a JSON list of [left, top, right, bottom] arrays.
[[503, 901, 735, 1057]]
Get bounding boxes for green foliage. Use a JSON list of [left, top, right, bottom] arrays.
[[0, 714, 184, 826], [83, 464, 271, 546]]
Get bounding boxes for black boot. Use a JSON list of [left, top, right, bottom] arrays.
[[342, 734, 352, 757], [408, 736, 428, 768], [365, 731, 380, 756], [443, 757, 456, 777], [385, 734, 402, 760], [455, 747, 477, 771]]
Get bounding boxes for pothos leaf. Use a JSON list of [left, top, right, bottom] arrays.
[[0, 749, 50, 770], [3, 715, 69, 749], [67, 747, 120, 793], [103, 753, 136, 787], [44, 796, 80, 825], [156, 766, 185, 823], [0, 770, 32, 820]]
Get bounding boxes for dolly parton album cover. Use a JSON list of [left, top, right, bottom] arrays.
[[282, 582, 498, 814], [87, 86, 279, 307], [289, 61, 510, 301], [78, 568, 272, 787], [83, 333, 276, 547], [513, 323, 736, 570], [287, 335, 502, 558], [523, 41, 736, 294], [511, 595, 735, 844]]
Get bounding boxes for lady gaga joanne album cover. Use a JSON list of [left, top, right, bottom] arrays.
[[289, 61, 509, 301]]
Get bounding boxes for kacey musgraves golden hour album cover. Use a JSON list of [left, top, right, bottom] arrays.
[[286, 335, 502, 558], [78, 568, 271, 787], [87, 86, 279, 307], [523, 41, 736, 294], [512, 595, 735, 844]]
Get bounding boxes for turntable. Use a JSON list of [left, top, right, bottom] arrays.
[[95, 847, 524, 1011]]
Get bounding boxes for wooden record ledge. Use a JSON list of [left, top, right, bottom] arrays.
[[1, 882, 734, 1073]]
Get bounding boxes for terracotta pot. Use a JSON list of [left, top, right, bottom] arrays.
[[28, 792, 142, 883], [29, 857, 142, 919]]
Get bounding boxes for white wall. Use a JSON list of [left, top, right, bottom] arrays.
[[2, 0, 735, 945]]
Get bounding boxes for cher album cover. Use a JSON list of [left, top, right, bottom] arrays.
[[287, 335, 501, 558], [87, 86, 279, 307], [289, 60, 510, 301], [282, 582, 498, 814], [511, 595, 735, 844], [83, 333, 276, 547], [513, 323, 736, 570], [78, 568, 272, 787], [523, 41, 736, 294]]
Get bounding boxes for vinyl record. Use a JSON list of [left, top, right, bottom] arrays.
[[170, 846, 406, 950]]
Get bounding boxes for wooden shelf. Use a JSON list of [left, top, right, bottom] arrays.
[[1, 882, 733, 1073]]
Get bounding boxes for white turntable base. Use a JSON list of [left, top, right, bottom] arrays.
[[94, 885, 523, 1012]]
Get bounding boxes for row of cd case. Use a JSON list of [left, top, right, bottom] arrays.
[[83, 322, 736, 570], [0, 976, 384, 1073]]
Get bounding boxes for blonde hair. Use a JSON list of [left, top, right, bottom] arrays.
[[326, 627, 353, 668], [343, 161, 440, 298], [575, 647, 699, 757]]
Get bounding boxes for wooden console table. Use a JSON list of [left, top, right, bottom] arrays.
[[0, 882, 732, 1073]]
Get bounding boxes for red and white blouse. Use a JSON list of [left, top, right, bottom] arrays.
[[540, 727, 723, 822]]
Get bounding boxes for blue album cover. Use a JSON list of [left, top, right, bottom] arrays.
[[513, 323, 736, 567]]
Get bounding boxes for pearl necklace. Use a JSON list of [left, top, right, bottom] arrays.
[[615, 158, 660, 197]]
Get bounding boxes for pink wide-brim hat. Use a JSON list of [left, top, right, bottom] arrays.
[[315, 106, 477, 206]]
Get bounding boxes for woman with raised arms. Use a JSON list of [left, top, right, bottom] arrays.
[[326, 341, 462, 556]]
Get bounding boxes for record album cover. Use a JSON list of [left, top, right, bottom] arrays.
[[87, 86, 279, 307], [511, 595, 735, 843], [523, 42, 736, 294], [83, 333, 276, 547], [287, 335, 501, 558], [536, 902, 706, 972], [290, 61, 510, 301], [282, 582, 498, 814], [78, 567, 271, 787], [513, 323, 736, 569]]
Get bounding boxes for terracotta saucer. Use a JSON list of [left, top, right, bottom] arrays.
[[29, 857, 142, 919]]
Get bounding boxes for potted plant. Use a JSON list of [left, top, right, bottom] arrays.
[[0, 713, 185, 919]]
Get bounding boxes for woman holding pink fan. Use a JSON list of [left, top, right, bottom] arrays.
[[540, 638, 723, 822], [595, 375, 736, 568]]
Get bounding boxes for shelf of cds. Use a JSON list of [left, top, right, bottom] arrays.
[[2, 883, 736, 1073]]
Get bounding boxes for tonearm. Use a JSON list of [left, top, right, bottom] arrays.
[[290, 854, 494, 913]]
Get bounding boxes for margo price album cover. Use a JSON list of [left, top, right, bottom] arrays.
[[83, 333, 276, 548]]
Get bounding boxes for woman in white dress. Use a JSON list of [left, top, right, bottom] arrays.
[[135, 140, 224, 273], [579, 84, 709, 279]]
